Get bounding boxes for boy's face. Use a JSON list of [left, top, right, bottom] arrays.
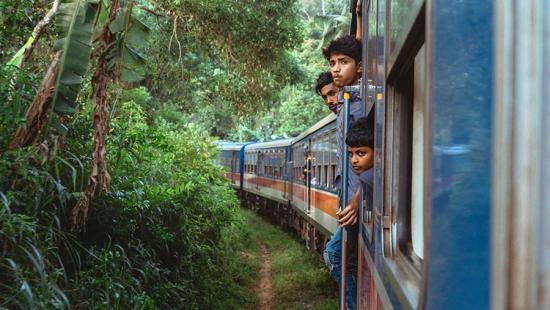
[[348, 146, 374, 174], [329, 53, 361, 87], [320, 83, 339, 114]]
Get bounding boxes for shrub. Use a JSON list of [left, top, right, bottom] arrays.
[[1, 83, 246, 308]]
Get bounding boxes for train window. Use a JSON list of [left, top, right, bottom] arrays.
[[330, 129, 338, 189], [411, 45, 425, 260], [384, 40, 427, 274]]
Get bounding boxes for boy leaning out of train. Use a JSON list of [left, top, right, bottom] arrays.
[[345, 116, 374, 223], [315, 71, 339, 114], [321, 34, 363, 310]]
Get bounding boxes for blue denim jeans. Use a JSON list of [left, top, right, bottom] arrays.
[[323, 226, 357, 310]]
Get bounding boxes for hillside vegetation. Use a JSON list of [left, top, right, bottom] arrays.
[[0, 0, 348, 308]]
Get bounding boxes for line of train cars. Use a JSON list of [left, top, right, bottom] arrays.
[[219, 0, 550, 308], [217, 113, 340, 252]]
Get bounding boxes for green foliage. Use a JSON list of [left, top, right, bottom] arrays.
[[224, 0, 349, 141], [313, 4, 351, 49], [0, 145, 80, 309], [0, 0, 47, 63], [0, 0, 337, 307], [0, 65, 37, 149], [275, 85, 329, 137], [238, 208, 338, 309], [1, 82, 250, 308], [70, 99, 247, 308], [52, 0, 99, 115], [144, 0, 306, 138]]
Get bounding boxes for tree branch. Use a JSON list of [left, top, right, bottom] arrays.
[[19, 0, 61, 68]]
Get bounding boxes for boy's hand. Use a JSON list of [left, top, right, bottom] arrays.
[[337, 201, 358, 226]]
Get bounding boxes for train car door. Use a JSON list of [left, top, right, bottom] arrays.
[[284, 146, 293, 200], [305, 139, 312, 213], [230, 151, 237, 184], [255, 151, 262, 191]]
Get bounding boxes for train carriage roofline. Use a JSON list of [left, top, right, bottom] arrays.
[[291, 113, 336, 144], [216, 141, 247, 151], [244, 138, 293, 150]]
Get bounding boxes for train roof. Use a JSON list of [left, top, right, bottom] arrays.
[[245, 138, 293, 151], [215, 141, 247, 151], [291, 113, 336, 144]]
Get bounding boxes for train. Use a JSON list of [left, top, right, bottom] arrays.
[[218, 0, 549, 309]]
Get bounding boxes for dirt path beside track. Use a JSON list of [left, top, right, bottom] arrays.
[[256, 244, 274, 310]]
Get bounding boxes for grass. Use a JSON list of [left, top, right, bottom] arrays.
[[235, 207, 338, 310]]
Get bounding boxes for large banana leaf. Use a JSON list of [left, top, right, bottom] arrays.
[[108, 9, 150, 83], [51, 0, 99, 115]]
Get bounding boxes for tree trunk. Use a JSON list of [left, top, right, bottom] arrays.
[[70, 0, 119, 231], [8, 53, 60, 149]]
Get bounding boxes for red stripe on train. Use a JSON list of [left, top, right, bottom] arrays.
[[242, 174, 338, 218]]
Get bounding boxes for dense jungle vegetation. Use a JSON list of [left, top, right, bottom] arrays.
[[0, 0, 349, 308]]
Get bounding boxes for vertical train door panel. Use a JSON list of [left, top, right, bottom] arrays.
[[231, 152, 236, 185], [306, 139, 312, 213]]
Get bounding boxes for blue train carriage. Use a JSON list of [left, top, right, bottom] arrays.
[[241, 139, 293, 221], [288, 113, 340, 251], [491, 1, 550, 309], [355, 0, 497, 308], [216, 141, 246, 190]]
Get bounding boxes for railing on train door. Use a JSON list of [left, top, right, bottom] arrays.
[[340, 87, 356, 310]]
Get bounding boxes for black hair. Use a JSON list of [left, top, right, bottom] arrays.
[[346, 115, 374, 148], [322, 35, 362, 63], [315, 72, 333, 95]]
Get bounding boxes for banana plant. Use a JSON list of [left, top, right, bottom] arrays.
[[51, 0, 100, 115], [52, 0, 150, 115], [9, 0, 150, 148], [70, 0, 151, 230]]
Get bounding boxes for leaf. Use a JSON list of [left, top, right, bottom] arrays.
[[109, 9, 126, 33], [120, 47, 145, 82], [7, 36, 35, 67], [126, 17, 150, 48], [51, 0, 99, 115]]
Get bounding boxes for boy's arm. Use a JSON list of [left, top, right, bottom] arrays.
[[355, 0, 363, 43], [337, 190, 360, 226]]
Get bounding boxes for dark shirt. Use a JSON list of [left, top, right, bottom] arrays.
[[358, 168, 374, 206]]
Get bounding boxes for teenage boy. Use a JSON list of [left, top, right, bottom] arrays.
[[346, 116, 374, 218], [321, 35, 363, 310], [315, 72, 339, 114]]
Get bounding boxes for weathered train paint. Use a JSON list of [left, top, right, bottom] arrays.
[[492, 0, 550, 308], [424, 0, 493, 308]]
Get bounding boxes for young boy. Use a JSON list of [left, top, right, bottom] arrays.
[[321, 35, 363, 310], [315, 72, 339, 114], [346, 116, 374, 212]]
